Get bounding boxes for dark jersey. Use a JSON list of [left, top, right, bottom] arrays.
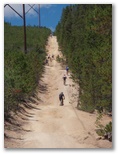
[[66, 66, 69, 71], [59, 92, 64, 100], [63, 76, 67, 80]]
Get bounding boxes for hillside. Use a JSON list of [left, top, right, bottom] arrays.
[[5, 36, 112, 148], [4, 22, 51, 118]]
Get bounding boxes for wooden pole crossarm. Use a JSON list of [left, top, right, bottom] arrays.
[[6, 4, 23, 19], [28, 4, 39, 14], [4, 4, 8, 8], [25, 4, 35, 15]]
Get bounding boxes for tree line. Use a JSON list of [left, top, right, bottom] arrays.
[[55, 4, 112, 113], [4, 22, 51, 119]]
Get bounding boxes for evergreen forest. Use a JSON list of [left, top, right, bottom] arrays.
[[4, 22, 51, 119], [55, 4, 112, 113]]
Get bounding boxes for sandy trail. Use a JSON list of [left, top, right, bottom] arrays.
[[4, 36, 112, 148]]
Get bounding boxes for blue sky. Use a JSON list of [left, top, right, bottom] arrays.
[[4, 4, 70, 32]]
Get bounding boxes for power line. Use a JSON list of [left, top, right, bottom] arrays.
[[28, 4, 39, 14], [5, 4, 23, 19], [25, 4, 35, 15], [4, 4, 41, 53]]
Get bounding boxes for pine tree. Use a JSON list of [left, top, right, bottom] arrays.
[[55, 4, 112, 112]]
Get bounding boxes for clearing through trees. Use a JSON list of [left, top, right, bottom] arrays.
[[4, 36, 112, 148]]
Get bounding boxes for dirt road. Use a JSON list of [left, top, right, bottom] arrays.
[[4, 36, 112, 148]]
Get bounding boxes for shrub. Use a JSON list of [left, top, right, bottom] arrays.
[[4, 23, 51, 118]]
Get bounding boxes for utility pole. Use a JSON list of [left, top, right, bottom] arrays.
[[23, 4, 27, 53], [38, 4, 40, 27]]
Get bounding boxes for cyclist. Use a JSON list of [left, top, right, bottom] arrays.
[[66, 66, 69, 75], [59, 92, 65, 106], [63, 74, 67, 85]]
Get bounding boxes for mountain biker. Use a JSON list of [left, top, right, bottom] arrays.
[[63, 74, 67, 85], [45, 58, 48, 65], [52, 54, 54, 59], [48, 54, 50, 60], [66, 66, 69, 75], [59, 92, 65, 106]]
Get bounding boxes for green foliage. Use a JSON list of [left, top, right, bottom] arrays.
[[56, 55, 62, 62], [55, 4, 112, 113], [104, 121, 112, 135], [56, 55, 66, 65], [4, 23, 51, 118], [95, 112, 112, 141], [95, 112, 104, 129]]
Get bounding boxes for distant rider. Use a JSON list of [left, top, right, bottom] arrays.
[[48, 54, 50, 60], [52, 54, 54, 59], [63, 74, 67, 85], [45, 58, 48, 65], [66, 66, 69, 75]]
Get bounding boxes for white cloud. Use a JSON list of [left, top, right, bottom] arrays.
[[4, 4, 22, 18], [4, 4, 52, 18]]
